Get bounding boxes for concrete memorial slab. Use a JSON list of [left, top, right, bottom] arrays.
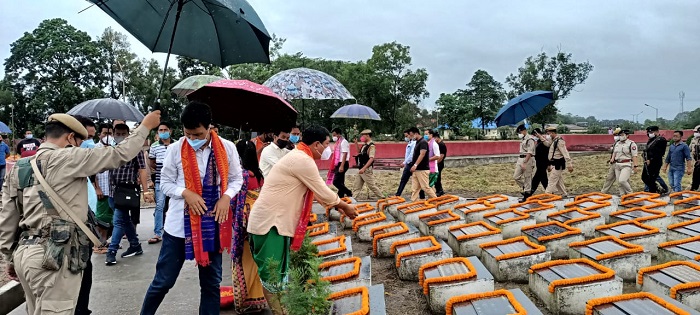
[[586, 292, 700, 315], [447, 222, 503, 258], [418, 210, 465, 241], [568, 236, 650, 282], [510, 200, 557, 223], [419, 257, 494, 314], [595, 221, 665, 256], [453, 200, 497, 223], [529, 258, 623, 315], [565, 199, 617, 223], [657, 236, 700, 264], [446, 289, 543, 315], [610, 207, 670, 232], [670, 191, 700, 204], [667, 218, 700, 241], [397, 202, 438, 227], [527, 193, 570, 210], [427, 195, 462, 211], [619, 198, 672, 214], [328, 284, 386, 315], [353, 212, 394, 241], [319, 256, 372, 293], [548, 208, 605, 238], [327, 196, 354, 221], [482, 209, 535, 239], [312, 235, 353, 262], [376, 196, 406, 218], [371, 222, 421, 258], [575, 192, 618, 207], [673, 196, 700, 211], [308, 222, 338, 242], [479, 236, 550, 283], [621, 192, 661, 204], [391, 236, 453, 281], [671, 206, 700, 225], [522, 221, 585, 259], [637, 260, 700, 311], [341, 203, 377, 229], [477, 194, 518, 210]]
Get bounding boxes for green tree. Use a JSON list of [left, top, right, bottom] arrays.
[[458, 70, 505, 132], [4, 18, 107, 131], [505, 51, 593, 126], [98, 27, 138, 99], [128, 59, 182, 121], [177, 56, 222, 78], [436, 93, 470, 131]]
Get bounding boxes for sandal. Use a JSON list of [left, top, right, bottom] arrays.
[[148, 236, 162, 244], [93, 244, 109, 254]]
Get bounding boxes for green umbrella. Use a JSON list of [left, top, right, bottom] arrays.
[[171, 75, 224, 97], [88, 0, 271, 104]]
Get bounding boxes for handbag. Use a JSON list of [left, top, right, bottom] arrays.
[[113, 183, 141, 210]]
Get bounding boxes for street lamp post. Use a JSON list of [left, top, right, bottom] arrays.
[[644, 104, 658, 121], [9, 104, 14, 155]]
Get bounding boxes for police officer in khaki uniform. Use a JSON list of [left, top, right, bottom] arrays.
[[543, 126, 573, 196], [353, 129, 383, 199], [514, 124, 536, 201], [0, 111, 160, 314], [608, 129, 639, 195], [690, 125, 700, 190], [602, 128, 622, 194]]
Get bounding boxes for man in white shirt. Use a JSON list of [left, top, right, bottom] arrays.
[[330, 128, 352, 197], [259, 129, 291, 178], [395, 128, 416, 196], [141, 101, 243, 315]]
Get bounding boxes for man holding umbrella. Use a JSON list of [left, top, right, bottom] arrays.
[[514, 124, 536, 201]]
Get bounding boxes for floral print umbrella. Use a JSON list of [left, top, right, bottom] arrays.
[[263, 67, 354, 100]]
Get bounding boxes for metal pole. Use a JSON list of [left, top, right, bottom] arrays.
[[154, 0, 185, 110]]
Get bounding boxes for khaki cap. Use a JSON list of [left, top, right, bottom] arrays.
[[360, 129, 372, 135], [694, 125, 700, 132], [47, 114, 88, 139], [545, 126, 557, 132]]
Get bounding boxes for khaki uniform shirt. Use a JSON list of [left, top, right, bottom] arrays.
[[612, 139, 638, 162], [548, 136, 572, 164], [691, 137, 700, 161], [520, 136, 536, 155], [0, 126, 150, 260]]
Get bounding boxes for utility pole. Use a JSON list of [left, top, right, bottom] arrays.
[[644, 104, 658, 121], [680, 91, 686, 114]]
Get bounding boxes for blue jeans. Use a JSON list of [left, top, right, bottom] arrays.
[[141, 232, 222, 315], [668, 169, 685, 192], [108, 197, 140, 252], [154, 184, 165, 237], [395, 166, 412, 196]]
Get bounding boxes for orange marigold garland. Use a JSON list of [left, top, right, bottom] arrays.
[[420, 210, 461, 226], [390, 236, 441, 267], [574, 192, 613, 202], [637, 261, 700, 299], [319, 257, 362, 283], [527, 193, 562, 203], [449, 222, 501, 241], [477, 194, 509, 204], [585, 292, 690, 315], [610, 207, 666, 222], [306, 222, 329, 237], [427, 195, 459, 206], [569, 236, 644, 260], [482, 208, 530, 225], [445, 289, 526, 315], [659, 235, 700, 249], [328, 287, 370, 315], [547, 208, 602, 225], [521, 221, 582, 242], [479, 236, 546, 261], [377, 196, 405, 212], [418, 257, 477, 295], [595, 220, 660, 239], [529, 258, 615, 293], [621, 192, 660, 203], [371, 222, 408, 256], [669, 217, 700, 230], [453, 201, 495, 215], [352, 212, 387, 232], [671, 206, 700, 217], [399, 203, 436, 215], [312, 235, 347, 257]]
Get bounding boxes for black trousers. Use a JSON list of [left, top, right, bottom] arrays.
[[395, 166, 412, 196], [692, 164, 700, 190], [434, 164, 445, 196], [333, 161, 352, 198], [642, 161, 663, 193], [75, 260, 93, 315], [531, 163, 549, 193]]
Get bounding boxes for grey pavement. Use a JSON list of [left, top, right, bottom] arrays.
[[9, 207, 276, 315]]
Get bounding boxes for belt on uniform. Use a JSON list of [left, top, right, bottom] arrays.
[[615, 159, 632, 163], [519, 155, 526, 158], [18, 235, 41, 246]]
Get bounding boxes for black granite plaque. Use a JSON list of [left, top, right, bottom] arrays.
[[595, 298, 677, 315], [516, 203, 542, 210], [497, 242, 532, 254], [420, 212, 452, 224], [494, 211, 519, 220], [522, 224, 567, 239], [317, 241, 341, 253], [662, 265, 700, 283], [549, 215, 568, 223], [587, 240, 627, 254], [395, 239, 433, 254], [450, 224, 489, 238]]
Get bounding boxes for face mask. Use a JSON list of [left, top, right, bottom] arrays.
[[81, 139, 95, 149], [114, 136, 126, 144], [26, 134, 33, 139], [187, 138, 207, 150], [648, 133, 656, 139], [360, 136, 367, 142], [290, 135, 300, 144], [101, 136, 116, 146], [405, 137, 410, 142], [518, 133, 525, 139], [277, 139, 289, 149], [332, 136, 338, 142], [614, 136, 620, 141], [320, 144, 332, 160], [695, 133, 700, 138], [620, 135, 628, 141], [545, 135, 552, 141], [423, 135, 429, 141], [158, 132, 170, 140]]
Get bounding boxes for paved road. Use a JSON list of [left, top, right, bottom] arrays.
[[9, 206, 286, 315]]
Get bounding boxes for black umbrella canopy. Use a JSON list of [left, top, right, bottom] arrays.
[[67, 98, 145, 122]]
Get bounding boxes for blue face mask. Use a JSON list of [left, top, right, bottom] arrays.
[[81, 139, 95, 149], [289, 135, 300, 144], [158, 132, 170, 140], [423, 135, 429, 141], [187, 138, 207, 151]]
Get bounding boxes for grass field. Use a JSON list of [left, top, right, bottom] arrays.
[[345, 153, 692, 198]]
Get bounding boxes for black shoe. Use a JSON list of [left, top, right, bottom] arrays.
[[660, 188, 669, 196], [105, 251, 117, 266], [121, 244, 143, 258]]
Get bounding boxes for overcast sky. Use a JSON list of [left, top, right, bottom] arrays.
[[1, 0, 699, 121]]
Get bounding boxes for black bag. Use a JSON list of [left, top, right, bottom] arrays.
[[113, 183, 141, 210]]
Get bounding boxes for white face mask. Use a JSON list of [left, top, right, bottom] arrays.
[[695, 133, 700, 138], [620, 134, 628, 141], [517, 133, 525, 139], [332, 136, 338, 142], [321, 146, 332, 160], [101, 136, 116, 146], [614, 136, 620, 141], [648, 133, 656, 139], [545, 135, 552, 141]]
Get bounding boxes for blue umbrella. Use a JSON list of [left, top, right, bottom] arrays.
[[495, 91, 554, 127], [330, 104, 381, 121], [0, 121, 11, 134]]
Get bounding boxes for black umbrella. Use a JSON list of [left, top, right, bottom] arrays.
[[88, 0, 272, 105], [67, 98, 145, 122]]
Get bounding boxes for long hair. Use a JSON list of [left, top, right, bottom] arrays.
[[236, 140, 263, 183]]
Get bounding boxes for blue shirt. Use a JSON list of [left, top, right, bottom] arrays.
[[0, 142, 9, 166], [666, 141, 691, 170], [404, 140, 416, 165]]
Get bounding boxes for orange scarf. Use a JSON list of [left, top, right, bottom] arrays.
[[291, 142, 316, 250], [181, 130, 233, 266]]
